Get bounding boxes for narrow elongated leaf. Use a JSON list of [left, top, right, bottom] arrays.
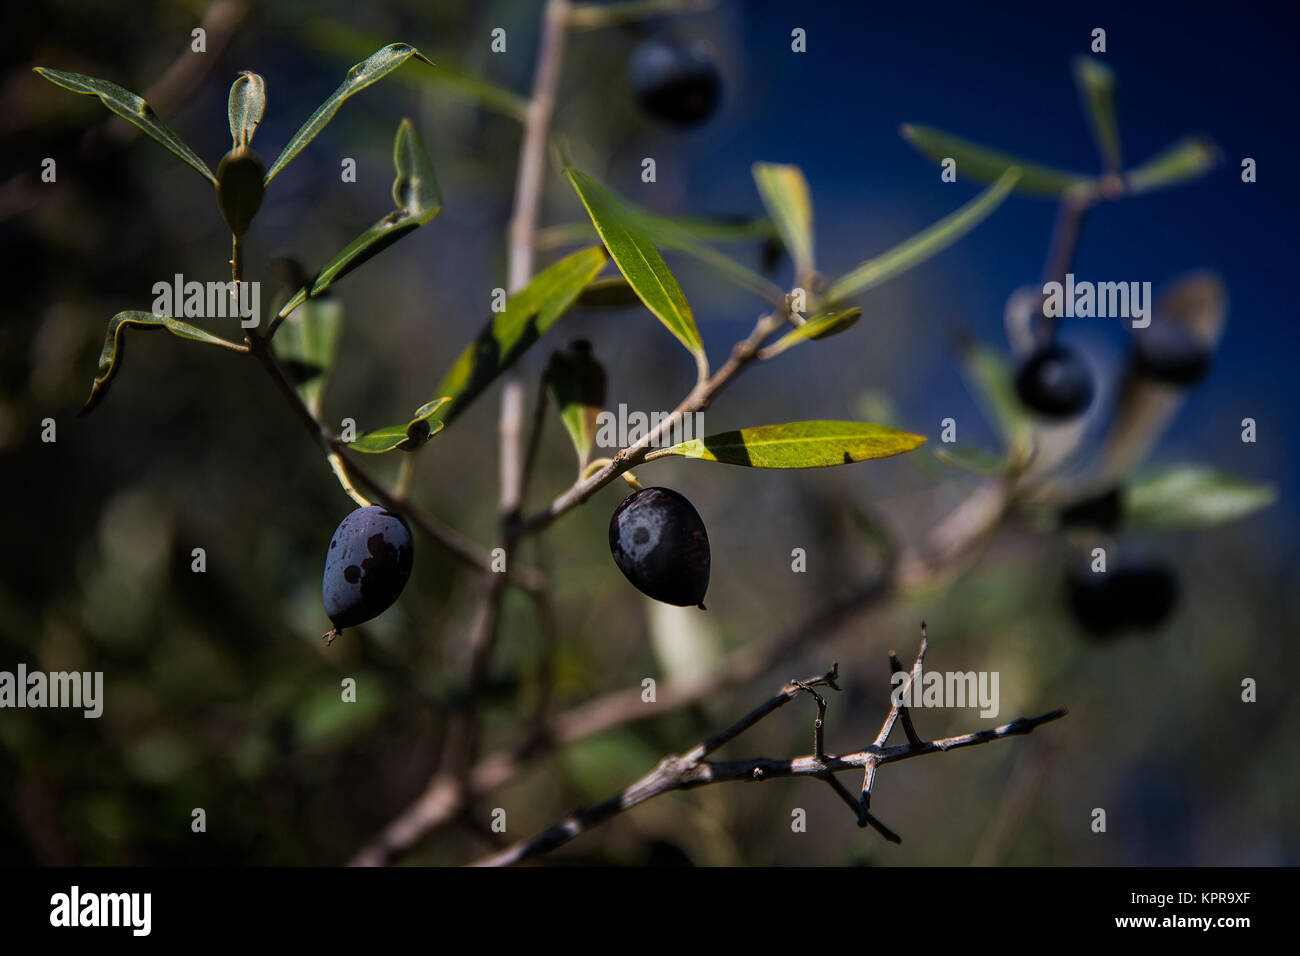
[[82, 311, 245, 413], [934, 444, 1009, 476], [228, 71, 266, 149], [350, 397, 451, 453], [752, 162, 814, 275], [264, 42, 434, 184], [761, 308, 861, 358], [279, 118, 440, 317], [646, 421, 926, 468], [545, 340, 607, 468], [33, 67, 215, 184], [303, 21, 527, 121], [565, 168, 705, 360], [432, 246, 608, 425], [1125, 466, 1275, 529], [901, 123, 1089, 197], [271, 264, 343, 416], [1073, 56, 1121, 171], [960, 341, 1030, 450], [824, 168, 1021, 303], [1124, 136, 1219, 195], [540, 211, 784, 305], [538, 213, 775, 251]]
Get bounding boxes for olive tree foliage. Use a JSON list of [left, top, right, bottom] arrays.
[[35, 0, 1270, 865]]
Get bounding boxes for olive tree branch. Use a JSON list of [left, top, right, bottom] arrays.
[[510, 308, 790, 537], [243, 334, 544, 591], [472, 641, 1066, 866]]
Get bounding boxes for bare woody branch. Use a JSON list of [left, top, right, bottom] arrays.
[[472, 639, 1066, 866]]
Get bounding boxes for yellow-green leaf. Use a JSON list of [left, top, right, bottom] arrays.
[[1124, 136, 1219, 195], [1125, 467, 1275, 529], [565, 167, 705, 362], [761, 308, 861, 358], [350, 397, 451, 454], [824, 168, 1020, 303], [901, 123, 1089, 197], [645, 421, 926, 468], [432, 246, 608, 426], [33, 67, 216, 184], [1073, 56, 1121, 172], [81, 311, 245, 414], [271, 263, 343, 417], [752, 162, 814, 275], [264, 42, 433, 185]]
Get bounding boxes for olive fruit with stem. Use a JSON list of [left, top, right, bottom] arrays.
[[322, 506, 414, 643]]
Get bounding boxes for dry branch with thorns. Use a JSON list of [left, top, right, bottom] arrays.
[[472, 629, 1067, 866]]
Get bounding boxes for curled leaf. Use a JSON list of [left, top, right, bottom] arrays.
[[349, 397, 451, 453], [228, 71, 266, 150], [81, 311, 245, 414]]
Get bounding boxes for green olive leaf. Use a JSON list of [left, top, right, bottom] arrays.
[[228, 71, 266, 150], [824, 168, 1021, 304], [432, 246, 609, 426], [302, 22, 527, 121], [752, 162, 814, 275], [264, 42, 434, 185], [1124, 136, 1220, 195], [81, 311, 246, 414], [1072, 56, 1121, 172], [900, 123, 1089, 198], [1124, 466, 1275, 529], [565, 167, 706, 364], [959, 340, 1032, 453], [760, 308, 861, 358], [277, 118, 440, 319], [349, 397, 451, 454], [33, 67, 216, 184], [934, 444, 1009, 476], [545, 341, 607, 468], [645, 421, 926, 468], [270, 261, 344, 417]]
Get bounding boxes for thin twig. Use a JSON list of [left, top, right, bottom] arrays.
[[472, 642, 1066, 866]]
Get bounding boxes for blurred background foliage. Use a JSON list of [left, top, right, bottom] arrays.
[[0, 0, 1296, 865]]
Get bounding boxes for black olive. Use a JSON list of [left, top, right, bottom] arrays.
[[1015, 343, 1094, 419], [1132, 321, 1213, 386], [628, 35, 722, 126], [322, 506, 414, 638], [609, 487, 710, 608]]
